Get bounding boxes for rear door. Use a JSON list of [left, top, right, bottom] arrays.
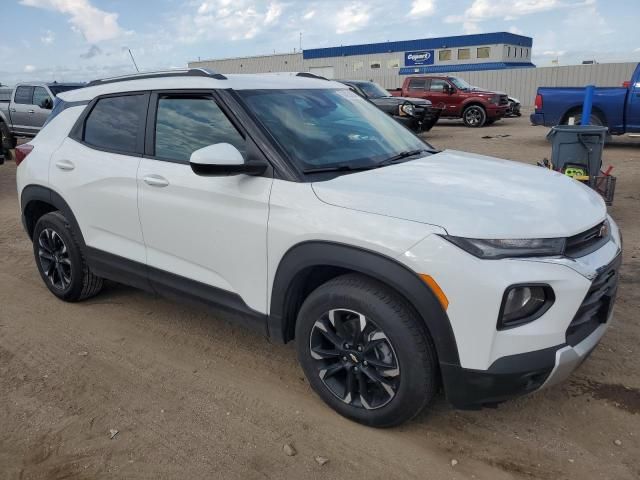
[[137, 91, 273, 315], [50, 92, 149, 285], [11, 86, 35, 135], [405, 78, 428, 99]]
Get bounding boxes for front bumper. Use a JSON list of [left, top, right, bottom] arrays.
[[395, 105, 442, 132], [399, 216, 622, 409], [486, 105, 509, 119]]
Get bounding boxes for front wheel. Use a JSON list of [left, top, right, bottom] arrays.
[[295, 274, 438, 427], [462, 105, 487, 127]]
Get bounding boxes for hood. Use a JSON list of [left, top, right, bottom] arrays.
[[471, 86, 506, 95], [376, 96, 431, 105], [311, 150, 606, 238]]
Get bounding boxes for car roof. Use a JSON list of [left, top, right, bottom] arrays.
[[14, 82, 85, 88], [59, 70, 348, 102]]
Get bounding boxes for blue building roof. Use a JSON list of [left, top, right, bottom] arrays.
[[303, 32, 533, 60], [398, 62, 536, 75]]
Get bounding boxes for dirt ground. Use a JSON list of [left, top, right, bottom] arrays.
[[1, 115, 639, 480]]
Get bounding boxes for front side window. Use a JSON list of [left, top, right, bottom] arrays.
[[429, 79, 449, 92], [239, 89, 431, 172], [84, 94, 145, 154], [14, 86, 34, 105], [458, 48, 471, 60], [33, 87, 51, 108], [154, 96, 245, 162]]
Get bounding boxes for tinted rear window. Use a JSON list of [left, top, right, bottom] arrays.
[[0, 89, 11, 102], [84, 94, 146, 154], [14, 86, 34, 104]]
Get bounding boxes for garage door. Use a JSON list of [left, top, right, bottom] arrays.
[[308, 66, 335, 79]]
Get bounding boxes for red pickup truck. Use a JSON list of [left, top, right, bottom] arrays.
[[391, 76, 509, 127]]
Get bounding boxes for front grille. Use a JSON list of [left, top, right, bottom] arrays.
[[566, 254, 621, 346], [565, 221, 609, 258]]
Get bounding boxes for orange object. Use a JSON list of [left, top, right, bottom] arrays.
[[419, 274, 449, 311]]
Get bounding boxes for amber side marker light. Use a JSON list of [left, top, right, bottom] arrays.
[[419, 274, 449, 311]]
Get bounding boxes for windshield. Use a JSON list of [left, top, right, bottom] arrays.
[[356, 82, 390, 99], [239, 88, 431, 171], [449, 77, 473, 90], [49, 84, 84, 96]]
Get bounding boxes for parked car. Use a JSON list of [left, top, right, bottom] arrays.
[[506, 96, 522, 117], [530, 63, 640, 134], [16, 69, 621, 427], [390, 76, 509, 127], [0, 81, 84, 154], [337, 80, 442, 132]]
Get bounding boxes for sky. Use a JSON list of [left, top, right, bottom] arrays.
[[0, 0, 638, 86]]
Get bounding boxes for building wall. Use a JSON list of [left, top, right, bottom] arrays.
[[190, 52, 303, 74], [447, 62, 637, 107]]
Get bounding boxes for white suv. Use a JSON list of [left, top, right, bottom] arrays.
[[16, 69, 622, 427]]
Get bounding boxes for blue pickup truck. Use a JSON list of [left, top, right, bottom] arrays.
[[530, 63, 640, 135]]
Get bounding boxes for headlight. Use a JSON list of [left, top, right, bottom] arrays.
[[442, 236, 566, 259], [490, 95, 501, 105], [400, 103, 415, 116], [498, 285, 555, 330]]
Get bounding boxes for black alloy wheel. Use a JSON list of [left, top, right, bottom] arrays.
[[38, 227, 72, 291], [309, 308, 400, 410], [463, 105, 486, 127]]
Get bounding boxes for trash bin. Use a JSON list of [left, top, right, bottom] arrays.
[[546, 124, 608, 176]]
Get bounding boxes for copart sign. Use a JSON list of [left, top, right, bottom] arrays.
[[405, 50, 434, 66]]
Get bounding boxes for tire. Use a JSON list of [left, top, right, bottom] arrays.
[[563, 111, 605, 127], [462, 105, 486, 127], [0, 121, 15, 156], [32, 211, 103, 302], [295, 273, 438, 427]]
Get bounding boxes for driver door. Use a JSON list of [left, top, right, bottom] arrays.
[[137, 91, 273, 317]]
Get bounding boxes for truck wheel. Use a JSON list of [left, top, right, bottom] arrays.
[[295, 273, 438, 427], [33, 211, 103, 302], [564, 112, 605, 127], [0, 121, 15, 154], [462, 105, 486, 127]]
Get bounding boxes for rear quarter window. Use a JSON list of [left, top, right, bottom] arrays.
[[14, 86, 34, 104], [83, 94, 147, 155]]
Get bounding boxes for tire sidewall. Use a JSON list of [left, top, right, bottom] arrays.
[[463, 105, 486, 127], [295, 279, 435, 427], [33, 212, 86, 301]]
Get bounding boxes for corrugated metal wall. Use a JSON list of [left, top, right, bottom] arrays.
[[190, 53, 303, 74], [447, 63, 637, 106]]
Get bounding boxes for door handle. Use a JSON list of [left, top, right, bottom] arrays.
[[143, 175, 169, 187], [28, 110, 35, 114], [55, 159, 75, 171]]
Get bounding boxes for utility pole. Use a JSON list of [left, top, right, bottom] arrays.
[[299, 32, 302, 51]]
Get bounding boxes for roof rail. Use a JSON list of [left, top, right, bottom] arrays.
[[296, 72, 329, 81], [86, 68, 227, 87]]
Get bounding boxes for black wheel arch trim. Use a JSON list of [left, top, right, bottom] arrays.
[[268, 240, 461, 367], [20, 184, 87, 248]]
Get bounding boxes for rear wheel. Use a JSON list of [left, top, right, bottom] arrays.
[[462, 105, 487, 127], [295, 274, 438, 427], [33, 211, 103, 302], [563, 111, 605, 127]]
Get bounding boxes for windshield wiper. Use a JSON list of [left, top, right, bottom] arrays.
[[303, 164, 377, 174], [377, 149, 429, 167]]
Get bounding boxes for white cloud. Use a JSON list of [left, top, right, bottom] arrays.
[[508, 25, 524, 35], [409, 0, 435, 17], [303, 9, 316, 20], [264, 2, 283, 24], [463, 21, 481, 34], [24, 65, 36, 73], [41, 29, 55, 44], [335, 3, 370, 34], [445, 0, 592, 24], [542, 50, 566, 56], [20, 0, 124, 43]]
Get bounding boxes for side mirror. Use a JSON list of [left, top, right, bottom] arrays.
[[40, 98, 53, 109], [444, 85, 454, 95], [189, 143, 267, 177]]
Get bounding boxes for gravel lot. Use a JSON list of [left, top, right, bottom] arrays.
[[1, 115, 639, 480]]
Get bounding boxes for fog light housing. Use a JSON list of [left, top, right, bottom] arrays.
[[498, 285, 555, 330]]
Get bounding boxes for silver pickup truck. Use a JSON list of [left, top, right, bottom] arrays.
[[1, 82, 84, 158]]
